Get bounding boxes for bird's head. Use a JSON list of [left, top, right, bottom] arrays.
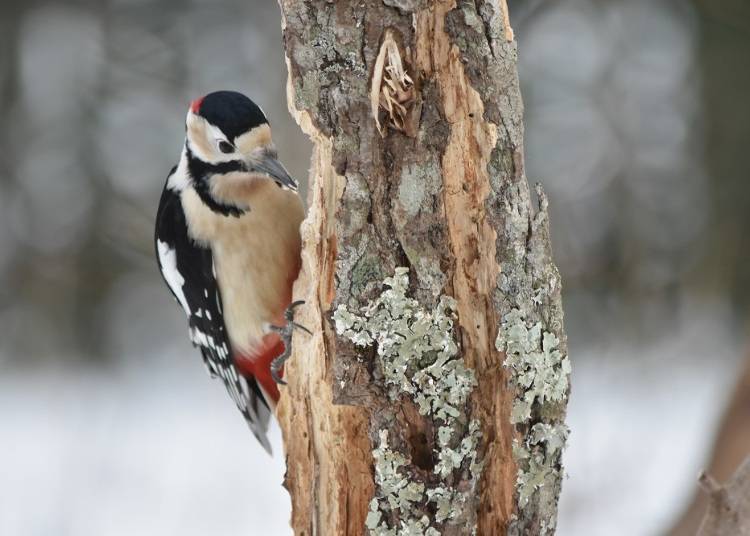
[[183, 91, 297, 215]]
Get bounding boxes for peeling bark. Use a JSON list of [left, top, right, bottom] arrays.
[[275, 1, 569, 534]]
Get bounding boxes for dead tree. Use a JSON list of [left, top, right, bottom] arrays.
[[275, 1, 570, 534]]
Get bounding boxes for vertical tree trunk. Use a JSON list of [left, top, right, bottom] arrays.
[[275, 2, 569, 534]]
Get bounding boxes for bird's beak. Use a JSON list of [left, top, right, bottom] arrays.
[[247, 153, 298, 191]]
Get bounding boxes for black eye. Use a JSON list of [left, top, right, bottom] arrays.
[[218, 140, 234, 154]]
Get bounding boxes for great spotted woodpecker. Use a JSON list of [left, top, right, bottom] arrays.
[[155, 90, 305, 452]]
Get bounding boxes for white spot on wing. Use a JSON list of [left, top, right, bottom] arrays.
[[157, 240, 190, 315], [190, 327, 209, 346]]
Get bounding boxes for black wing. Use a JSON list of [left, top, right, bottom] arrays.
[[155, 170, 272, 452]]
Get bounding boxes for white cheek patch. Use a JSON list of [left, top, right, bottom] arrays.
[[157, 240, 191, 315]]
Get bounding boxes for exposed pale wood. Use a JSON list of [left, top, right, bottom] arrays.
[[414, 3, 517, 528], [275, 121, 374, 535], [275, 1, 568, 534]]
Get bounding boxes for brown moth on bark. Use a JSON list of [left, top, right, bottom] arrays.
[[275, 1, 569, 534]]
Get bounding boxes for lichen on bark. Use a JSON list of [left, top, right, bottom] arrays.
[[276, 0, 569, 534], [334, 268, 482, 534], [496, 306, 570, 531]]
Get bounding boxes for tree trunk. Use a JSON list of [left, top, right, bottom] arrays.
[[275, 1, 569, 534]]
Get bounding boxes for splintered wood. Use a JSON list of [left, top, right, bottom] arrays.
[[371, 30, 416, 137]]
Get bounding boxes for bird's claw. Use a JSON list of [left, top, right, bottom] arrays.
[[270, 300, 310, 385]]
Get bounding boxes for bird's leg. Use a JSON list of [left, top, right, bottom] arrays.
[[269, 300, 311, 385]]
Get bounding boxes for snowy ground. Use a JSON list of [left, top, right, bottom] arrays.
[[0, 305, 742, 536], [0, 357, 291, 536], [557, 313, 741, 535]]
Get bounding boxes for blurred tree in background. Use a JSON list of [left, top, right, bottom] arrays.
[[0, 0, 310, 363], [512, 0, 713, 343], [693, 0, 750, 312]]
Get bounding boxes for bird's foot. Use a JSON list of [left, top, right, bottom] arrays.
[[269, 300, 311, 385]]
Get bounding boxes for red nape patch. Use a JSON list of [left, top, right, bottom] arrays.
[[190, 96, 205, 114], [235, 333, 286, 405]]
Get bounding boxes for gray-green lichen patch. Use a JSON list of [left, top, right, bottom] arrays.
[[366, 431, 439, 536], [496, 308, 570, 530], [333, 268, 474, 414], [497, 308, 570, 424], [513, 422, 568, 509], [334, 268, 482, 534], [371, 430, 425, 512]]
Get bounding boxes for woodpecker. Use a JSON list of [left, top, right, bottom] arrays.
[[155, 90, 305, 453]]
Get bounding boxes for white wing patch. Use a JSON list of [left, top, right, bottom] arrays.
[[157, 240, 191, 315]]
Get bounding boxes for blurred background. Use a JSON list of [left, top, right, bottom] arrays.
[[0, 0, 747, 534]]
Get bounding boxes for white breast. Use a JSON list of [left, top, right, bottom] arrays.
[[181, 179, 304, 356]]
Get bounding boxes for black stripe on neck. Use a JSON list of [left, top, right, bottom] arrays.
[[186, 145, 248, 217]]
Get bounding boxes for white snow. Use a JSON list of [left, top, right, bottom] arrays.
[[0, 352, 291, 536], [557, 302, 742, 536], [0, 303, 741, 536]]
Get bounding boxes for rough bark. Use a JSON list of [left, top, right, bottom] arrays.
[[275, 1, 569, 534]]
